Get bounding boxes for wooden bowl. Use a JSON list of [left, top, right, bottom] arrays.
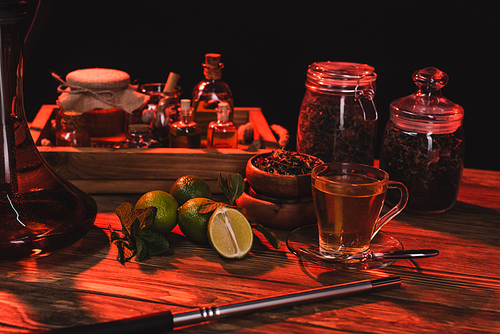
[[235, 181, 316, 230], [245, 152, 322, 199]]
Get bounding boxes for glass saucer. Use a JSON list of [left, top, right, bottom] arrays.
[[286, 224, 403, 270]]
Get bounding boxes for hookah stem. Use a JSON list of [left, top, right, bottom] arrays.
[[0, 119, 17, 193], [40, 276, 401, 334], [0, 14, 21, 194]]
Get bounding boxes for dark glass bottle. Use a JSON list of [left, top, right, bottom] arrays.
[[56, 110, 91, 147], [149, 97, 173, 147], [379, 67, 465, 213], [169, 99, 201, 148], [119, 124, 159, 148], [0, 1, 97, 261]]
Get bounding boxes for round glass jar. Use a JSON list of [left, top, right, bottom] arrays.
[[296, 61, 378, 165], [54, 68, 148, 147], [379, 67, 465, 213]]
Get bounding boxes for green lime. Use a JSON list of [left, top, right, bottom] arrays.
[[170, 175, 212, 207], [177, 197, 213, 244], [208, 206, 253, 259], [134, 190, 179, 235]]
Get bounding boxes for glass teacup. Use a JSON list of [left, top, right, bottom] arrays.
[[311, 163, 408, 257]]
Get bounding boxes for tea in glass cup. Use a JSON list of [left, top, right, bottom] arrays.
[[311, 163, 408, 256]]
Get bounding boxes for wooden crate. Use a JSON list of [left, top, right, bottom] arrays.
[[30, 105, 279, 194]]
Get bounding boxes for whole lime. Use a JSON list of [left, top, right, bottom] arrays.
[[170, 175, 212, 206], [134, 190, 179, 235], [177, 197, 213, 244]]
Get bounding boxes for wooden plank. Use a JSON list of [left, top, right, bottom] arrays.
[[29, 105, 279, 194], [40, 148, 270, 194], [1, 196, 500, 333], [2, 132, 499, 334], [29, 104, 58, 145], [249, 107, 280, 148]]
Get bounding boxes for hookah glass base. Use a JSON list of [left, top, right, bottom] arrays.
[[0, 1, 97, 261]]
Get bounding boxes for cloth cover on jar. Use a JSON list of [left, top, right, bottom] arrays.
[[54, 68, 148, 113]]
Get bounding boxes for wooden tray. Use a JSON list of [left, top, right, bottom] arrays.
[[29, 105, 279, 194]]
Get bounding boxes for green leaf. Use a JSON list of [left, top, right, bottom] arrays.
[[115, 202, 135, 238], [139, 229, 169, 256], [130, 217, 141, 235], [229, 173, 245, 201], [134, 206, 157, 230], [122, 240, 136, 261], [218, 173, 245, 205], [112, 203, 169, 264], [218, 173, 232, 200], [109, 229, 121, 243], [135, 235, 147, 261], [250, 220, 281, 250], [197, 200, 229, 214], [110, 237, 136, 265]]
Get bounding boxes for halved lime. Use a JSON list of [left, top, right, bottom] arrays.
[[208, 207, 253, 259]]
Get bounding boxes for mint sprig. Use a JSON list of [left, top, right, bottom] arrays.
[[218, 173, 245, 206], [110, 202, 169, 264]]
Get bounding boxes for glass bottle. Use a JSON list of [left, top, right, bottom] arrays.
[[137, 72, 181, 125], [207, 102, 238, 148], [379, 67, 465, 213], [149, 97, 173, 148], [192, 53, 234, 136], [169, 99, 201, 148], [119, 124, 159, 148], [55, 107, 129, 147], [55, 110, 91, 147], [297, 62, 378, 165], [0, 1, 97, 261]]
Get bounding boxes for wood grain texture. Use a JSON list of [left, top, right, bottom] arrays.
[[29, 106, 279, 194], [0, 169, 499, 333]]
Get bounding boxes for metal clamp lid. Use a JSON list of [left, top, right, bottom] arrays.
[[305, 61, 378, 121]]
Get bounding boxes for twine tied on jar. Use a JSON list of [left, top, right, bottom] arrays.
[[52, 72, 122, 108], [53, 68, 148, 113]]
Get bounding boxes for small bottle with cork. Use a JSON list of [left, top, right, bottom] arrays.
[[56, 110, 91, 147], [207, 102, 238, 148], [191, 53, 234, 135], [169, 99, 201, 148]]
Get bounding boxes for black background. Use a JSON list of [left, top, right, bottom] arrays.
[[22, 0, 498, 171]]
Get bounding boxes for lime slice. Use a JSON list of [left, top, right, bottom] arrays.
[[208, 207, 253, 259]]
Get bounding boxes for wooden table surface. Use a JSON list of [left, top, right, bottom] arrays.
[[1, 167, 499, 333]]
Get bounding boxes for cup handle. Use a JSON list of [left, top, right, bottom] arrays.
[[371, 181, 408, 240]]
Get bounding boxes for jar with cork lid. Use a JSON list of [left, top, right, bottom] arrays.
[[53, 68, 148, 147], [379, 67, 465, 213]]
